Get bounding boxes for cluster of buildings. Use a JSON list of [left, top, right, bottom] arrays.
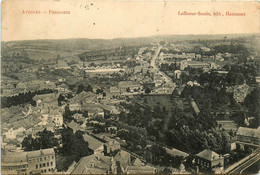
[[58, 127, 157, 174], [67, 150, 156, 174], [2, 42, 260, 175], [1, 93, 64, 153]]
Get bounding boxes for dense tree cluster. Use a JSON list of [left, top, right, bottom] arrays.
[[244, 87, 260, 128], [59, 128, 91, 159], [181, 86, 233, 110], [22, 129, 59, 151], [1, 89, 55, 108], [55, 128, 92, 171], [76, 84, 93, 94], [118, 99, 231, 157]]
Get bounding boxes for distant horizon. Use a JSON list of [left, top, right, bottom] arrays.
[[2, 33, 259, 43]]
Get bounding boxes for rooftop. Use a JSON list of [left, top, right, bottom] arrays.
[[196, 149, 221, 161], [237, 127, 260, 138], [118, 81, 141, 87], [27, 148, 55, 158], [33, 93, 59, 102], [70, 91, 97, 104], [165, 147, 189, 158], [17, 114, 41, 130], [67, 121, 84, 132], [71, 154, 111, 174], [83, 134, 104, 151], [1, 152, 27, 164]]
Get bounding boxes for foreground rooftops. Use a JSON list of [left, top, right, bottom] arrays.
[[71, 154, 111, 174], [27, 148, 55, 158]]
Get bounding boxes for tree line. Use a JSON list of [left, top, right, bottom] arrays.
[[1, 89, 55, 108]]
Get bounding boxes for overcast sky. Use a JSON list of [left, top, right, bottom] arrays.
[[2, 1, 259, 41]]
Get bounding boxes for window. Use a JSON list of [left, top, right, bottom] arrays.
[[52, 156, 54, 159], [41, 170, 43, 173], [40, 158, 42, 161], [51, 162, 53, 166], [43, 163, 46, 167], [44, 157, 46, 161], [36, 165, 38, 169], [47, 162, 49, 166], [44, 169, 46, 173], [40, 164, 42, 168]]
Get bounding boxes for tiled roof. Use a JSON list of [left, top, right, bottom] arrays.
[[114, 150, 131, 169], [133, 158, 143, 167], [33, 93, 58, 102], [71, 154, 111, 174], [67, 121, 83, 132], [27, 148, 54, 158], [17, 115, 41, 130], [83, 134, 103, 151], [127, 165, 156, 174], [165, 147, 189, 158], [237, 127, 260, 138], [2, 152, 27, 164], [70, 91, 97, 104], [41, 148, 55, 155], [50, 109, 62, 115], [27, 150, 41, 158], [118, 81, 140, 87], [196, 149, 220, 161]]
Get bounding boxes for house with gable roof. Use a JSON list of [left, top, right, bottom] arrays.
[[83, 134, 104, 155], [67, 121, 85, 134], [195, 149, 224, 172]]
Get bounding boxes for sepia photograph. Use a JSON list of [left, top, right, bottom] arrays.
[[1, 0, 260, 174]]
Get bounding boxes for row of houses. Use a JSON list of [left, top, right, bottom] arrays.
[[159, 52, 200, 60], [1, 148, 56, 175]]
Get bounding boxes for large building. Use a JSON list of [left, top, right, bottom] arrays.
[[236, 127, 260, 146], [180, 61, 210, 70], [1, 148, 56, 175], [27, 148, 56, 174], [195, 149, 224, 173], [1, 151, 29, 175]]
